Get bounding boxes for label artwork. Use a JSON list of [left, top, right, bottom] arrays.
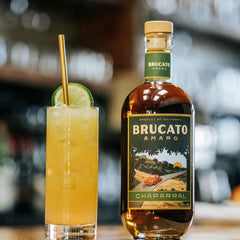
[[128, 114, 192, 210], [145, 52, 171, 79]]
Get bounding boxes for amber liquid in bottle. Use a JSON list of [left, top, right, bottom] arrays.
[[121, 82, 194, 239], [121, 23, 194, 239]]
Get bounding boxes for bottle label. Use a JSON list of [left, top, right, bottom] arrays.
[[127, 114, 192, 210], [145, 52, 171, 79]]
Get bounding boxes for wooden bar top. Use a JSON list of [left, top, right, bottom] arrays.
[[1, 224, 240, 240]]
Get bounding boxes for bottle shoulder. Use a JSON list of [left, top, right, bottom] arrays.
[[122, 82, 194, 114], [123, 82, 193, 106]]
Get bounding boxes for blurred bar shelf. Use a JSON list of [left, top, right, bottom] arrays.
[[0, 65, 109, 94], [145, 0, 240, 42]]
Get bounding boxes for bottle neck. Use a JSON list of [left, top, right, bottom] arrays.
[[144, 33, 173, 83]]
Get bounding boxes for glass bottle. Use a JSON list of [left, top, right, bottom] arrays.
[[121, 21, 194, 239]]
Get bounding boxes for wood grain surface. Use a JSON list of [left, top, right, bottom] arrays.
[[1, 224, 240, 240]]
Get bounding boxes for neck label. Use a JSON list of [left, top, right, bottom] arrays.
[[145, 52, 171, 79]]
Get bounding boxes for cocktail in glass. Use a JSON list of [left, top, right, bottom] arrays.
[[45, 105, 98, 239]]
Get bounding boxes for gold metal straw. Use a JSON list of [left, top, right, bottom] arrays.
[[58, 34, 69, 105]]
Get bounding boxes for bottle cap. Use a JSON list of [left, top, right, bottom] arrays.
[[145, 21, 173, 34]]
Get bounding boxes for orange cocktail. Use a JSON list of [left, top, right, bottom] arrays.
[[45, 105, 98, 226]]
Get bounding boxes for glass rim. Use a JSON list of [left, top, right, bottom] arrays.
[[47, 105, 99, 110]]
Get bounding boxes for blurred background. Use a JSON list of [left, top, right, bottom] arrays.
[[0, 0, 240, 226]]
